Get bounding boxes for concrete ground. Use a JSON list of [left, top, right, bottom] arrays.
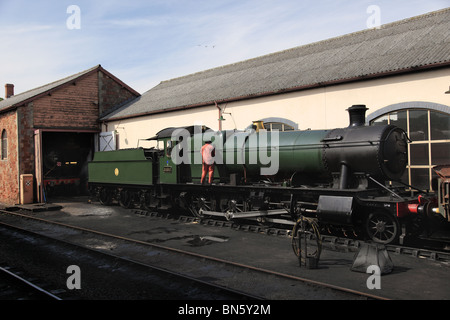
[[5, 196, 450, 300]]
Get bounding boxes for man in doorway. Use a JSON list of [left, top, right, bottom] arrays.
[[201, 140, 215, 184]]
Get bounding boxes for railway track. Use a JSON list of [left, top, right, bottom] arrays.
[[0, 264, 63, 300], [0, 209, 386, 300], [142, 210, 450, 264], [0, 210, 261, 300]]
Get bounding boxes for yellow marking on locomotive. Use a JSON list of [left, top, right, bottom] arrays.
[[114, 168, 119, 176]]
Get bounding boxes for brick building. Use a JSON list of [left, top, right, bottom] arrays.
[[0, 65, 139, 205]]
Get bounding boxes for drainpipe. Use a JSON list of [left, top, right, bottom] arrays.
[[215, 101, 222, 131]]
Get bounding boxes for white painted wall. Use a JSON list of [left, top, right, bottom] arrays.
[[104, 68, 450, 149]]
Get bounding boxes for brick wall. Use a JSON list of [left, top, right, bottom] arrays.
[[32, 70, 138, 131], [98, 71, 138, 116], [17, 103, 35, 177], [0, 110, 19, 205], [33, 72, 100, 130]]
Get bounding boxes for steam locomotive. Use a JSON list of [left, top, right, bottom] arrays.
[[88, 105, 442, 244]]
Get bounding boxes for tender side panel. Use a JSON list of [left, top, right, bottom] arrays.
[[88, 149, 153, 186]]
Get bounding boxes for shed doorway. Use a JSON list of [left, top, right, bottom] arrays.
[[35, 130, 95, 202]]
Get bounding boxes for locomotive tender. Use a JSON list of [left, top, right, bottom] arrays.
[[88, 105, 439, 244]]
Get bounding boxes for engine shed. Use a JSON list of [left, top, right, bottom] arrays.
[[102, 8, 450, 195], [0, 65, 140, 205]]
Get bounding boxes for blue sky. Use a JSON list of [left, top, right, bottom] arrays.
[[0, 0, 448, 96]]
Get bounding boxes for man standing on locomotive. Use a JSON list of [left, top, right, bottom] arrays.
[[201, 140, 215, 184]]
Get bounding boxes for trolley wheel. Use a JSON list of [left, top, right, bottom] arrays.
[[292, 216, 322, 263], [365, 210, 399, 244]]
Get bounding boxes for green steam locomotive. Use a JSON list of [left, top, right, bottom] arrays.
[[88, 105, 441, 244]]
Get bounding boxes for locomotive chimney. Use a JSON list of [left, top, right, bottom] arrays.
[[347, 105, 368, 127]]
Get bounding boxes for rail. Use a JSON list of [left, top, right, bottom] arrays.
[[0, 265, 62, 300], [0, 209, 387, 300]]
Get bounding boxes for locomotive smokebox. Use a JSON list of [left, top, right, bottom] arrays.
[[347, 105, 368, 127], [323, 104, 408, 186]]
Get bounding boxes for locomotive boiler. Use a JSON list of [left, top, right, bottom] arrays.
[[178, 104, 407, 189], [88, 105, 439, 244]]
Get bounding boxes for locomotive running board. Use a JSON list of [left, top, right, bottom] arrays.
[[199, 209, 287, 220]]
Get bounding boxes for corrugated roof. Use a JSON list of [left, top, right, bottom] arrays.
[[102, 8, 449, 121]]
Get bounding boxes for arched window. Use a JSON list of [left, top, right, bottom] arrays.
[[369, 102, 450, 191], [1, 129, 7, 160]]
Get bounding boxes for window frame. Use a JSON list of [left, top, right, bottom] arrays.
[[265, 122, 295, 132], [370, 107, 450, 191]]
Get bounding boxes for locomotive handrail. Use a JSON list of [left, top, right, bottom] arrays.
[[321, 135, 343, 142], [367, 176, 404, 200]]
